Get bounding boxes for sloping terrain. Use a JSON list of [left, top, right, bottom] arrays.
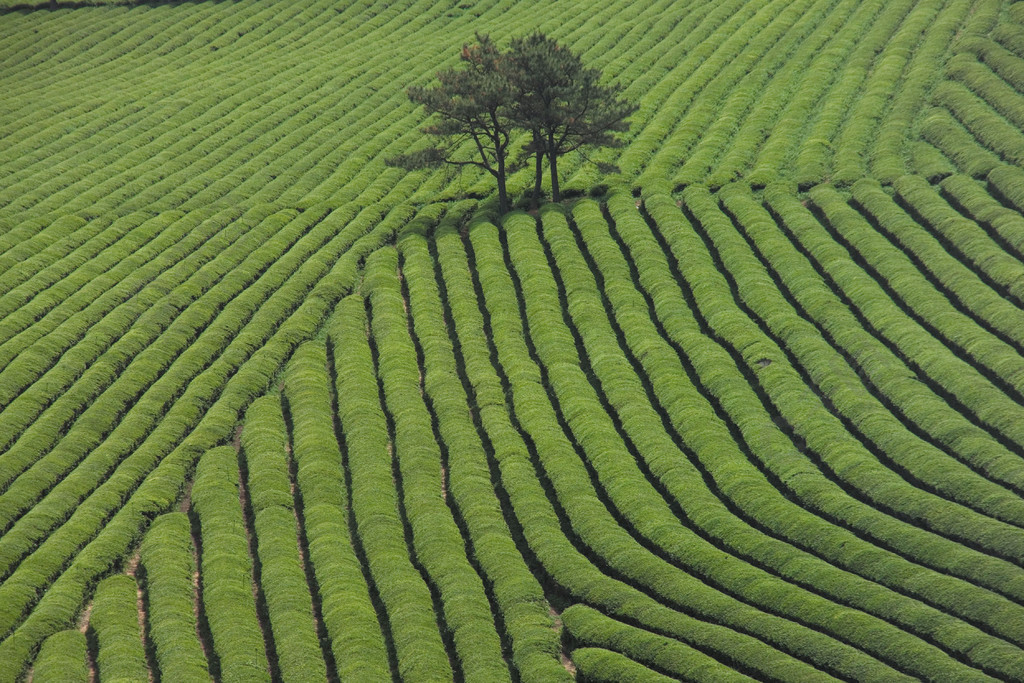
[[2, 0, 1024, 680]]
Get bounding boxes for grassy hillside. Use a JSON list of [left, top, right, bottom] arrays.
[[2, 0, 1024, 679]]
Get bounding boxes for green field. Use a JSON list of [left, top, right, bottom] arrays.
[[3, 0, 1024, 680]]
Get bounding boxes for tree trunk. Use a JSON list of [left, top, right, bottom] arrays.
[[532, 147, 544, 210], [548, 149, 560, 202], [496, 153, 510, 214]]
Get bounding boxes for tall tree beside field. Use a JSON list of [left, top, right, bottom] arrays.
[[508, 32, 636, 203], [389, 34, 517, 213]]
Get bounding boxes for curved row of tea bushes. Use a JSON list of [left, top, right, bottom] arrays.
[[30, 629, 89, 683], [697, 183, 1024, 536], [947, 53, 1024, 130], [939, 173, 1024, 256], [0, 0, 548, 223], [811, 186, 1024, 406], [0, 209, 200, 370], [529, 204, 964, 679], [0, 198, 388, 572], [0, 2, 407, 215], [89, 574, 149, 683], [330, 294, 453, 682], [921, 106, 1005, 177], [0, 211, 170, 354], [909, 140, 957, 181], [868, 0, 977, 182], [792, 0, 916, 186], [831, 0, 952, 184], [398, 212, 573, 683], [0, 214, 92, 278], [791, 184, 1024, 446], [592, 193, 1024, 676], [988, 163, 1024, 213], [666, 0, 826, 187], [746, 0, 888, 185], [852, 179, 1024, 350], [469, 215, 844, 681], [933, 80, 1024, 167], [618, 0, 769, 181], [892, 174, 1024, 306], [550, 0, 718, 196], [676, 186, 1024, 568], [240, 395, 327, 683], [723, 185, 1024, 498], [192, 446, 270, 683], [433, 219, 820, 681], [0, 216, 101, 301], [0, 204, 266, 461], [640, 0, 805, 185], [364, 245, 512, 683], [644, 191, 1024, 624], [706, 0, 868, 188], [572, 647, 677, 683], [192, 445, 271, 683], [0, 207, 321, 580], [1012, 1, 1024, 24], [994, 21, 1024, 56], [0, 198, 415, 679], [561, 604, 752, 683], [138, 512, 210, 682], [282, 341, 391, 682], [962, 36, 1024, 93]]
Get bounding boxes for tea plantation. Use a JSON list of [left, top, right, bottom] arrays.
[[2, 0, 1024, 680]]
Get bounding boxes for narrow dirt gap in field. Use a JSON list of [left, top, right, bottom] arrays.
[[364, 295, 464, 683], [397, 252, 517, 680], [280, 390, 339, 683], [325, 335, 402, 683], [182, 476, 218, 679], [234, 432, 282, 683], [123, 550, 156, 683], [77, 601, 98, 683], [549, 606, 577, 677]]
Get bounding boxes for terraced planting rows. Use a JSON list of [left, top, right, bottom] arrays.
[[2, 0, 1024, 679]]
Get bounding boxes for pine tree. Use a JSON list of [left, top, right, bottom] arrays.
[[389, 34, 517, 213], [392, 33, 634, 213], [508, 33, 636, 202]]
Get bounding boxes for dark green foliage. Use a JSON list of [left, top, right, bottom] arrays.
[[506, 32, 635, 203], [572, 647, 677, 683], [393, 32, 633, 211], [391, 34, 518, 213]]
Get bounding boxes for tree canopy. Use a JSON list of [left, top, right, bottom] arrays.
[[389, 33, 635, 213]]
